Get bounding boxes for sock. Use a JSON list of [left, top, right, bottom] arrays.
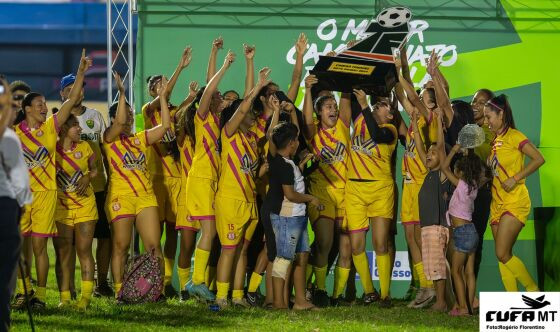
[[192, 248, 210, 285], [306, 264, 313, 283], [17, 278, 24, 294], [216, 281, 229, 300], [60, 290, 71, 303], [377, 254, 391, 299], [313, 265, 328, 291], [333, 266, 350, 298], [207, 266, 217, 291], [36, 287, 46, 302], [164, 258, 174, 286], [81, 280, 94, 301], [498, 262, 518, 291], [505, 256, 538, 291], [232, 289, 244, 300], [178, 267, 191, 290], [25, 277, 32, 292], [248, 272, 263, 293], [114, 283, 122, 297], [414, 262, 429, 288], [411, 263, 419, 288], [352, 253, 374, 294]]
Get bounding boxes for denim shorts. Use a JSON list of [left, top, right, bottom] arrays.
[[453, 223, 479, 253], [270, 214, 310, 260]]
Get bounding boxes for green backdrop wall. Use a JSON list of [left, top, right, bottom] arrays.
[[134, 0, 560, 295]]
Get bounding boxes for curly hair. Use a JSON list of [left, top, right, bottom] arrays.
[[454, 149, 483, 193]]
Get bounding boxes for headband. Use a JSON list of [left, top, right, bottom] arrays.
[[486, 101, 505, 113]]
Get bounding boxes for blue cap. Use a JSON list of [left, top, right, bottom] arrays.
[[60, 73, 86, 91]]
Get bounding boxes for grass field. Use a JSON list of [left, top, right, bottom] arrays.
[[10, 246, 478, 332]]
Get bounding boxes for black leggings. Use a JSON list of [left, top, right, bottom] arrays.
[[472, 185, 492, 278], [0, 197, 21, 332]]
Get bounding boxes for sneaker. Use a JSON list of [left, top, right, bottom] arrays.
[[363, 290, 380, 305], [75, 298, 91, 311], [246, 291, 263, 307], [216, 298, 229, 309], [312, 289, 330, 308], [58, 300, 71, 309], [186, 280, 216, 302], [70, 290, 77, 301], [29, 297, 46, 310], [411, 287, 436, 309], [94, 283, 114, 298], [305, 287, 314, 302], [180, 290, 190, 302], [164, 284, 178, 299], [378, 297, 393, 309], [12, 291, 33, 311], [232, 298, 251, 308], [403, 285, 418, 301]]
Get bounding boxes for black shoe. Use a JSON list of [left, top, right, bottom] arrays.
[[180, 290, 190, 302], [94, 283, 114, 298], [312, 289, 330, 308], [246, 291, 263, 307], [378, 297, 393, 308], [12, 291, 33, 311], [29, 297, 46, 310], [71, 290, 77, 301], [164, 284, 178, 299], [363, 290, 380, 305], [331, 296, 352, 307]]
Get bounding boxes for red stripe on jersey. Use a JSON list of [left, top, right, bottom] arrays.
[[61, 190, 83, 207], [355, 152, 374, 177], [202, 138, 219, 174], [151, 144, 173, 176], [56, 145, 81, 173], [28, 168, 48, 191], [110, 158, 139, 196], [349, 154, 362, 179], [317, 167, 336, 188], [226, 156, 249, 201], [203, 122, 219, 146]]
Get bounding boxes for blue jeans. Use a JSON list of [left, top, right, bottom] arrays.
[[270, 214, 309, 260], [453, 223, 479, 253]]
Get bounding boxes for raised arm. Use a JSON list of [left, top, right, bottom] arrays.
[[287, 33, 308, 102], [206, 37, 223, 83], [339, 93, 352, 127], [398, 44, 413, 85], [175, 81, 199, 145], [411, 110, 428, 167], [266, 95, 281, 156], [427, 51, 453, 128], [58, 49, 91, 125], [225, 67, 271, 137], [502, 141, 545, 193], [394, 53, 430, 121], [104, 73, 127, 143], [145, 46, 192, 116], [441, 144, 461, 187], [302, 74, 318, 140], [243, 44, 255, 98], [198, 50, 235, 118], [147, 77, 172, 145]]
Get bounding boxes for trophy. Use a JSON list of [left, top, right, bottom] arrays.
[[310, 7, 412, 96]]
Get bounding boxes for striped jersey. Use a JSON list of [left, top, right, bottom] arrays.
[[217, 128, 259, 202], [15, 115, 59, 192], [104, 131, 153, 196], [252, 113, 270, 140], [348, 116, 397, 181], [179, 136, 194, 185], [402, 112, 439, 184], [488, 127, 530, 204], [142, 103, 182, 178], [188, 112, 221, 180], [55, 141, 95, 208], [308, 118, 350, 189]]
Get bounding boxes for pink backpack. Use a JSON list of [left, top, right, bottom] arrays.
[[117, 249, 163, 304]]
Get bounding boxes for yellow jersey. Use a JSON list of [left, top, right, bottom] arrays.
[[488, 127, 530, 204], [105, 131, 153, 196], [308, 118, 350, 189], [348, 116, 397, 181], [179, 137, 194, 184], [16, 115, 59, 192], [402, 113, 438, 184], [142, 103, 181, 178], [217, 128, 259, 202], [55, 141, 95, 209], [252, 113, 270, 140], [188, 112, 221, 180]]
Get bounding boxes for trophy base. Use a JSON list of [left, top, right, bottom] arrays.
[[310, 56, 397, 97]]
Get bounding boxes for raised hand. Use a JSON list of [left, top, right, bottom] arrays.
[[257, 67, 271, 87], [212, 36, 224, 50], [113, 72, 125, 93], [346, 39, 357, 48], [295, 32, 308, 55], [243, 44, 256, 60], [179, 46, 193, 69], [158, 76, 169, 98], [268, 94, 280, 112], [353, 89, 368, 109], [393, 52, 402, 68], [223, 50, 235, 68], [304, 74, 318, 89], [78, 49, 93, 73], [281, 101, 295, 113], [188, 81, 199, 97]]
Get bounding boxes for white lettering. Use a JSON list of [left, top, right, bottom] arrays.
[[317, 18, 338, 41], [341, 19, 369, 41]]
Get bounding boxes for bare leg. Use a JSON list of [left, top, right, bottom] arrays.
[[293, 253, 315, 310]]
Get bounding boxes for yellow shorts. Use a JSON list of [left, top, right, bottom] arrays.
[[401, 182, 422, 225], [105, 192, 158, 223], [185, 176, 217, 221], [153, 176, 182, 223], [176, 178, 200, 232], [20, 190, 57, 237], [490, 196, 531, 226], [215, 195, 257, 248], [346, 180, 394, 232], [309, 185, 345, 226], [55, 195, 98, 226]]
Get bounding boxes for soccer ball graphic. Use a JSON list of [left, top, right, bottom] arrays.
[[376, 7, 412, 28]]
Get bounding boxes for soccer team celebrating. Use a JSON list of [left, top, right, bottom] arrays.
[[7, 33, 545, 316]]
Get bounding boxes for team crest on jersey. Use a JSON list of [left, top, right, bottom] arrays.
[[112, 202, 121, 211], [351, 135, 376, 156], [74, 151, 83, 159], [240, 154, 258, 174], [320, 142, 346, 164], [86, 119, 94, 129], [36, 130, 43, 137], [134, 138, 141, 146], [56, 169, 83, 192], [227, 232, 235, 240], [122, 151, 146, 171], [23, 146, 49, 169]]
